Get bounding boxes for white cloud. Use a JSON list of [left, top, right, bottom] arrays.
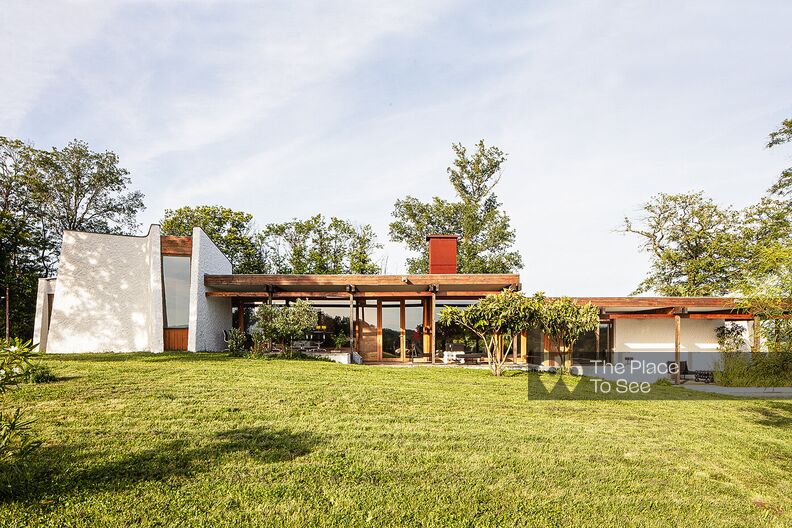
[[0, 2, 118, 133]]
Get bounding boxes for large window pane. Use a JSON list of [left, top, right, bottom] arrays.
[[314, 301, 351, 349], [381, 301, 401, 358], [405, 302, 424, 358], [162, 256, 190, 328]]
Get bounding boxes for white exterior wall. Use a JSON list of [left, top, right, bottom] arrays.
[[187, 227, 232, 352], [45, 225, 165, 353], [32, 278, 56, 352], [613, 318, 723, 372]]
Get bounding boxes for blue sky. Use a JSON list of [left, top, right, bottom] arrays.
[[3, 1, 791, 295]]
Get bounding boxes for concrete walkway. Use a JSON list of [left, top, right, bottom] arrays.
[[676, 384, 792, 398]]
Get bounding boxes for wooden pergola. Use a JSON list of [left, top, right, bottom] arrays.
[[204, 274, 756, 377], [205, 273, 520, 363]]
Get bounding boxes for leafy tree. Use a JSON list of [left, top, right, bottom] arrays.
[[538, 298, 599, 371], [161, 205, 262, 273], [0, 138, 46, 338], [736, 242, 792, 353], [29, 139, 144, 261], [390, 140, 523, 273], [767, 117, 792, 198], [0, 137, 145, 339], [254, 300, 318, 354], [440, 289, 542, 376], [256, 214, 381, 274], [620, 192, 742, 295]]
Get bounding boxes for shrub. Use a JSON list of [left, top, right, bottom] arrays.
[[226, 328, 247, 358], [22, 364, 56, 384], [0, 408, 41, 469], [254, 300, 318, 355], [714, 351, 792, 387], [1, 338, 41, 485], [332, 333, 348, 350], [246, 331, 269, 359]]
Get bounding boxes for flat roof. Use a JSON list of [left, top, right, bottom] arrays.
[[204, 273, 521, 294], [203, 274, 750, 315]]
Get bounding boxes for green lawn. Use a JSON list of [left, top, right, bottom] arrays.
[[2, 353, 790, 527]]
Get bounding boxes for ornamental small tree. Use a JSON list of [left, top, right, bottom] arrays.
[[440, 289, 543, 376], [254, 299, 318, 355], [538, 298, 599, 372]]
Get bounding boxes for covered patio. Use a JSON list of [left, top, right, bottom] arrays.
[[204, 273, 520, 363]]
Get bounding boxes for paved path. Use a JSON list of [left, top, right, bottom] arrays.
[[677, 384, 792, 398]]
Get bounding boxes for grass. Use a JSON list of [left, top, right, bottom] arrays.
[[1, 353, 790, 527]]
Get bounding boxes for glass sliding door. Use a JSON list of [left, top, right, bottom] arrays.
[[357, 301, 378, 362], [405, 301, 424, 361], [381, 301, 403, 361]]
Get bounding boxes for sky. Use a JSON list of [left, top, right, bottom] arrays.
[[2, 0, 791, 295]]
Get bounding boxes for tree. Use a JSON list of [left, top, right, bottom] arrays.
[[439, 289, 542, 376], [390, 140, 523, 273], [161, 205, 263, 273], [620, 192, 742, 295], [29, 139, 144, 263], [256, 214, 381, 274], [254, 299, 318, 354], [767, 117, 792, 198], [0, 137, 145, 339], [538, 298, 599, 371], [0, 138, 46, 338]]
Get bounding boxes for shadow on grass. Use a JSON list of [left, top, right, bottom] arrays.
[[42, 352, 232, 363], [2, 426, 318, 502], [753, 401, 792, 428]]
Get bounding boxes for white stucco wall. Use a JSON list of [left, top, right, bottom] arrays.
[[613, 318, 724, 372], [45, 225, 165, 353], [187, 227, 232, 352], [32, 278, 56, 352]]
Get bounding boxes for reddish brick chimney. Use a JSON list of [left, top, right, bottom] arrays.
[[427, 234, 459, 274]]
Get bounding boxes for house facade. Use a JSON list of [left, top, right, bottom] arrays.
[[33, 226, 759, 376]]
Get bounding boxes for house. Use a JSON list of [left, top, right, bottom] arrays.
[[33, 225, 759, 379]]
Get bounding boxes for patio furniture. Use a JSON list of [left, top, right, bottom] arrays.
[[293, 340, 326, 353], [666, 361, 695, 381], [442, 344, 466, 364], [455, 353, 485, 365], [694, 370, 715, 383]]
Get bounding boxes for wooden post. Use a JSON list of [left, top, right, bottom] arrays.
[[348, 294, 355, 353], [400, 300, 406, 362], [376, 300, 383, 361], [674, 315, 681, 385], [422, 299, 431, 360], [237, 300, 245, 332], [594, 323, 601, 361], [430, 292, 437, 364], [520, 331, 527, 364], [753, 316, 761, 353]]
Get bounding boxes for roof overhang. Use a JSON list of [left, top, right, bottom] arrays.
[[204, 273, 521, 298]]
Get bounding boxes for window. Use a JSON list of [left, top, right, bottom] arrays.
[[162, 256, 191, 328]]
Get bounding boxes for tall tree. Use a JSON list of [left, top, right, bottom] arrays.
[[29, 139, 144, 268], [620, 192, 742, 296], [0, 138, 45, 338], [389, 140, 523, 273], [767, 117, 792, 198], [160, 205, 263, 274], [0, 137, 145, 339], [256, 215, 381, 274]]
